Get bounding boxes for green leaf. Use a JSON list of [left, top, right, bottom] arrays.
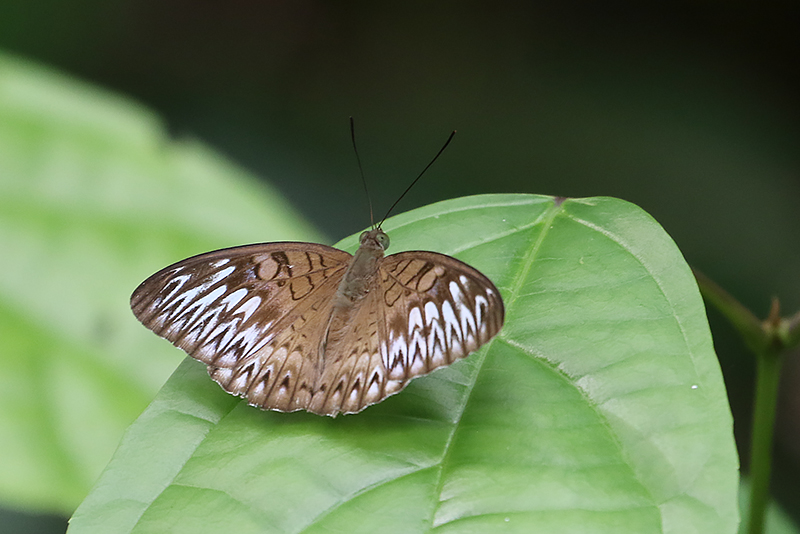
[[0, 51, 318, 515], [69, 194, 739, 533]]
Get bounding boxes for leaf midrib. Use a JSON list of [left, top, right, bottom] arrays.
[[424, 198, 563, 530]]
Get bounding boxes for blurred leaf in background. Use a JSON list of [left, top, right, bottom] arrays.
[[739, 479, 800, 534], [0, 51, 318, 519]]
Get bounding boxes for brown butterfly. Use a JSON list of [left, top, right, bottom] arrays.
[[131, 125, 504, 416]]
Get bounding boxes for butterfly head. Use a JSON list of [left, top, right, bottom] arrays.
[[359, 228, 390, 252]]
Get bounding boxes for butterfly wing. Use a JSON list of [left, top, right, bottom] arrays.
[[308, 250, 505, 415], [377, 250, 504, 383], [306, 284, 400, 415], [131, 242, 352, 411], [132, 242, 504, 417]]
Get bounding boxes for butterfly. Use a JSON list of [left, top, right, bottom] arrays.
[[131, 125, 504, 416]]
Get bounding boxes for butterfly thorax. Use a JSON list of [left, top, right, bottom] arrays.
[[333, 228, 388, 306], [316, 229, 388, 370]]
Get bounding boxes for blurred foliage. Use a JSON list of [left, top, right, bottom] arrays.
[[739, 479, 800, 534], [0, 51, 317, 516]]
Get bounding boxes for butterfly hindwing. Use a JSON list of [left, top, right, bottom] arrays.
[[308, 286, 400, 415]]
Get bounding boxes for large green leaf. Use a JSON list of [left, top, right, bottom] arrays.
[[69, 194, 739, 533], [0, 51, 318, 515]]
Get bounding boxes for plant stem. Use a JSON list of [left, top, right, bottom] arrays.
[[692, 269, 794, 534], [692, 269, 765, 355], [747, 346, 783, 534]]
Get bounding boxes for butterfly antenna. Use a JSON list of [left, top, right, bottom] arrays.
[[350, 117, 375, 228], [378, 129, 456, 227]]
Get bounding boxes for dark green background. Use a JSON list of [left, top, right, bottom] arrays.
[[1, 1, 798, 532]]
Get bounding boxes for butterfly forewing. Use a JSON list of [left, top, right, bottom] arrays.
[[131, 243, 351, 369], [131, 232, 504, 416], [377, 251, 505, 383]]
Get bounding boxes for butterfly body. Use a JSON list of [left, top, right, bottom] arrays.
[[333, 229, 386, 304], [132, 227, 504, 416]]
